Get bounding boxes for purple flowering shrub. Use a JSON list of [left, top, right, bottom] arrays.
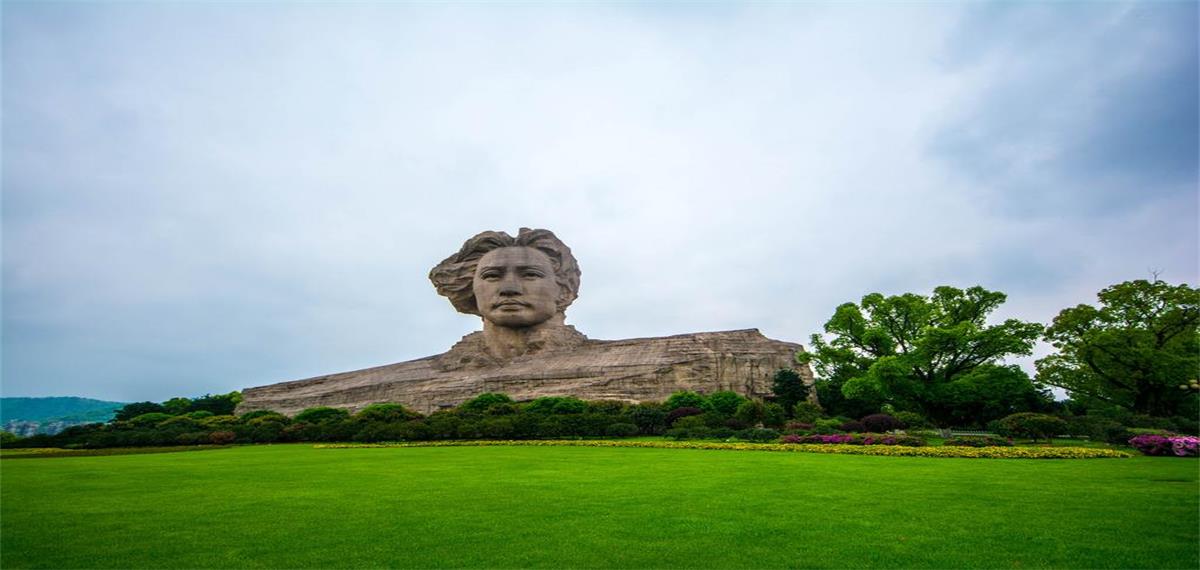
[[1130, 434, 1199, 457], [1172, 437, 1199, 457], [779, 433, 925, 447]]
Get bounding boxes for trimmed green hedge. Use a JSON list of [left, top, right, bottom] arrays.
[[316, 439, 1132, 459]]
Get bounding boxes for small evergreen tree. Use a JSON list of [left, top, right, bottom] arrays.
[[771, 368, 810, 418]]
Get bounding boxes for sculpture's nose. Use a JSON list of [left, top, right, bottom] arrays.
[[498, 276, 521, 296]]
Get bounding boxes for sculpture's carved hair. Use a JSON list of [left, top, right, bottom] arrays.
[[429, 228, 581, 316]]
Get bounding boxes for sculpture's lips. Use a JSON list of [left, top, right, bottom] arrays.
[[494, 300, 530, 308]]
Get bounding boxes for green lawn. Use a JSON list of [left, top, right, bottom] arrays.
[[2, 444, 1196, 569]]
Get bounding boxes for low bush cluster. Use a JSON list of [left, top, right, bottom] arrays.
[[667, 411, 932, 442], [944, 436, 1013, 447], [316, 439, 1132, 459], [1128, 434, 1199, 457], [1126, 428, 1175, 437], [1120, 414, 1199, 434], [984, 411, 1198, 444], [665, 406, 704, 425], [993, 413, 1069, 442], [779, 433, 925, 447], [665, 426, 779, 442], [893, 411, 929, 429]]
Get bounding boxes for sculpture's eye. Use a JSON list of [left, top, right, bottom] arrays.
[[521, 270, 545, 279], [479, 270, 501, 281]]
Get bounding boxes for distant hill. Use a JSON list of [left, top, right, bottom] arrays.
[[1, 397, 127, 436]]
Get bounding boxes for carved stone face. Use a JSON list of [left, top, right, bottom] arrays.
[[472, 246, 560, 328]]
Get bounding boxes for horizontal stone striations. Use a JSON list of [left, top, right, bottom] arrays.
[[239, 329, 814, 415]]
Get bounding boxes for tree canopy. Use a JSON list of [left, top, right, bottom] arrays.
[[114, 402, 167, 422], [1036, 279, 1199, 418], [799, 285, 1046, 425]]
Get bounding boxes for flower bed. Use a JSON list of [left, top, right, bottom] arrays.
[[1129, 434, 1199, 457], [316, 439, 1131, 459], [779, 433, 925, 447]]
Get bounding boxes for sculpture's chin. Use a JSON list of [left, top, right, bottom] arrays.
[[487, 315, 552, 328], [483, 306, 559, 329]]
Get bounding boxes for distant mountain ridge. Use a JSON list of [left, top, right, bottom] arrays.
[[1, 397, 127, 436]]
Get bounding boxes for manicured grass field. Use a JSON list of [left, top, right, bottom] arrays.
[[2, 444, 1196, 569]]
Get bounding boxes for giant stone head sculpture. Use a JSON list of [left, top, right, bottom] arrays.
[[429, 228, 581, 329]]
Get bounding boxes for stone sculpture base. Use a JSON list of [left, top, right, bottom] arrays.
[[239, 329, 813, 415]]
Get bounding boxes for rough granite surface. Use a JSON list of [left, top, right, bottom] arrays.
[[239, 328, 813, 415]]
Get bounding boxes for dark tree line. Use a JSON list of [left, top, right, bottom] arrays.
[[2, 376, 815, 449]]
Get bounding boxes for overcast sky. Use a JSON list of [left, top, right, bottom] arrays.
[[3, 2, 1197, 403]]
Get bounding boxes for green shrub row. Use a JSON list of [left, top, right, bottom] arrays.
[[315, 439, 1133, 459], [4, 387, 1191, 450], [7, 394, 755, 448]]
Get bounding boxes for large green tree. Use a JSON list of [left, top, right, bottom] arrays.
[[799, 286, 1045, 426], [1036, 279, 1199, 418]]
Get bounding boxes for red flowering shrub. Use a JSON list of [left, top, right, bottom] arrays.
[[861, 414, 903, 432], [839, 420, 866, 433]]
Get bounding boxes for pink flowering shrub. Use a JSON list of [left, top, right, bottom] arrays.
[[1129, 434, 1199, 457], [1171, 436, 1199, 457]]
